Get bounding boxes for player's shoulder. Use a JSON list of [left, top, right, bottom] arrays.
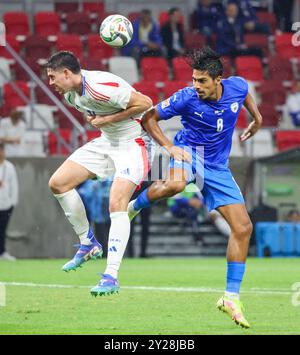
[[171, 86, 196, 102], [222, 76, 248, 94], [223, 76, 248, 89], [5, 160, 16, 171]]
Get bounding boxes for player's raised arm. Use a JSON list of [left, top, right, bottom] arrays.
[[142, 107, 192, 163], [87, 91, 152, 128], [240, 93, 263, 142]]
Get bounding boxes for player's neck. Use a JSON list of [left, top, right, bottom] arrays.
[[215, 83, 223, 101], [208, 83, 223, 102], [74, 74, 83, 95]]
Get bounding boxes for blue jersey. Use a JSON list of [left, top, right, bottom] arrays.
[[157, 76, 248, 167]]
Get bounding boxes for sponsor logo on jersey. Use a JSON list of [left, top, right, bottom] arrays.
[[214, 109, 224, 115], [231, 102, 239, 113], [194, 111, 204, 118], [161, 98, 170, 109]]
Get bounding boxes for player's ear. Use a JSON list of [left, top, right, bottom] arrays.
[[215, 76, 222, 84]]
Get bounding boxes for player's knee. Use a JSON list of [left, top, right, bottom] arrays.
[[109, 199, 127, 213], [163, 181, 186, 197], [234, 220, 253, 239]]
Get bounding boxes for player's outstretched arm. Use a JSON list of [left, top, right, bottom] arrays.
[[142, 108, 192, 163], [240, 93, 263, 142], [87, 91, 152, 129]]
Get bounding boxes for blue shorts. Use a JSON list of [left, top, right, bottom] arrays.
[[169, 158, 245, 212]]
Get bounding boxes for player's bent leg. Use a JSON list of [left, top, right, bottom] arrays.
[[49, 160, 103, 271], [128, 168, 188, 221], [216, 204, 252, 328], [91, 178, 136, 297]]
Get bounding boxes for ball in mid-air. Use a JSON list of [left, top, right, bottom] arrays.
[[99, 14, 133, 48]]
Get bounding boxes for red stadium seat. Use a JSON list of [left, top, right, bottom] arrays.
[[56, 34, 83, 58], [23, 35, 52, 60], [259, 81, 286, 105], [56, 106, 85, 129], [0, 104, 12, 117], [162, 81, 188, 99], [184, 33, 207, 51], [54, 2, 79, 14], [275, 33, 300, 59], [3, 12, 30, 36], [14, 59, 42, 81], [222, 56, 234, 77], [79, 130, 101, 145], [3, 81, 31, 108], [256, 11, 277, 33], [87, 34, 114, 60], [35, 81, 61, 105], [81, 58, 107, 71], [48, 129, 72, 156], [236, 56, 264, 82], [34, 12, 61, 36], [65, 12, 92, 35], [268, 56, 294, 82], [172, 57, 192, 81], [0, 34, 22, 59], [140, 57, 169, 82], [244, 34, 270, 57], [236, 108, 248, 129], [133, 82, 160, 103], [258, 104, 280, 127], [276, 131, 300, 151], [83, 2, 105, 15]]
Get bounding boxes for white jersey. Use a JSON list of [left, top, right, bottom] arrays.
[[64, 69, 145, 142]]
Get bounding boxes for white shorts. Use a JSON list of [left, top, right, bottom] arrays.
[[68, 134, 150, 186]]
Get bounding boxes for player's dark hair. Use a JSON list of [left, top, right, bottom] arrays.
[[189, 46, 223, 79], [46, 51, 81, 74], [169, 7, 180, 15]]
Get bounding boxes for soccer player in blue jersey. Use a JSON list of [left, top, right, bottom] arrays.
[[128, 47, 263, 328]]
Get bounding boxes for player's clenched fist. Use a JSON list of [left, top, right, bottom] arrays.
[[166, 145, 192, 163]]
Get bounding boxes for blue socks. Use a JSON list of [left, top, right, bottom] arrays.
[[133, 188, 152, 210], [226, 262, 245, 294]]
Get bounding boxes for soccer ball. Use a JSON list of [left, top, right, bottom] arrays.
[[99, 14, 133, 48]]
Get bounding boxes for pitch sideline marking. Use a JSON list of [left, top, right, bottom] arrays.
[[0, 282, 292, 295]]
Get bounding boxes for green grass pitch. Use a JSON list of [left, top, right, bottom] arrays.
[[0, 258, 299, 334]]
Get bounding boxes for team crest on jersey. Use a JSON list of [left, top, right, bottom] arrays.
[[230, 102, 239, 113], [161, 98, 170, 109]]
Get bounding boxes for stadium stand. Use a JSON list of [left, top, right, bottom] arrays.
[[275, 131, 300, 151], [108, 56, 139, 85], [133, 82, 160, 103], [236, 56, 264, 82], [34, 12, 61, 36], [172, 57, 192, 82], [65, 12, 92, 35], [3, 11, 30, 36], [140, 57, 169, 82]]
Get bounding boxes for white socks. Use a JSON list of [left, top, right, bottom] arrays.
[[54, 189, 92, 245], [104, 212, 130, 279], [225, 291, 240, 300]]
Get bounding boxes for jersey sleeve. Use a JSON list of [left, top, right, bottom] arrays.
[[156, 89, 186, 120], [233, 76, 249, 99], [85, 80, 131, 110]]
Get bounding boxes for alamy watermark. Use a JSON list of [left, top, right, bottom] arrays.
[[291, 282, 300, 306], [0, 283, 6, 307], [292, 22, 300, 46], [0, 22, 5, 46]]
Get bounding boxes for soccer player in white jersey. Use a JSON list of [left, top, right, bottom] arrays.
[[46, 51, 152, 296]]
